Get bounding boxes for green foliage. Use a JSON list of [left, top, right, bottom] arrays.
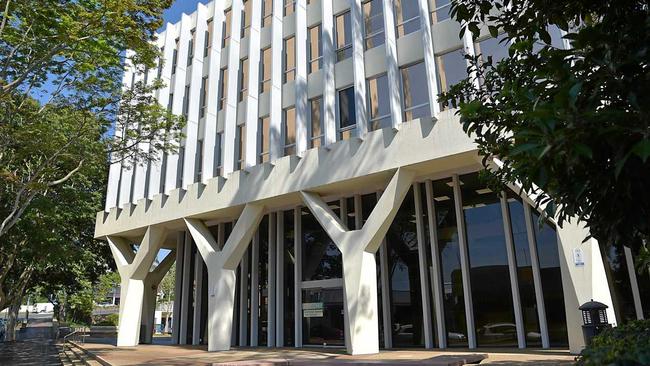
[[94, 313, 119, 326], [94, 271, 121, 305], [0, 0, 182, 314], [576, 320, 650, 366], [65, 280, 94, 326], [440, 0, 650, 266]]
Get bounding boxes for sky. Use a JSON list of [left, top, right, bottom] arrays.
[[161, 0, 210, 31]]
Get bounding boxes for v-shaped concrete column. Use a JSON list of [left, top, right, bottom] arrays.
[[107, 226, 166, 347], [300, 168, 415, 355], [184, 203, 265, 351], [140, 250, 176, 344]]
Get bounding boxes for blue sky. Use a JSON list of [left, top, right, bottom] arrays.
[[161, 0, 210, 30]]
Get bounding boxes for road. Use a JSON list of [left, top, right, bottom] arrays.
[[0, 313, 61, 365]]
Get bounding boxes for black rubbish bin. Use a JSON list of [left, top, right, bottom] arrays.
[[579, 299, 612, 346]]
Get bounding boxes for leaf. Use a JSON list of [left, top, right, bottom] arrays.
[[631, 140, 650, 162], [488, 25, 499, 38]]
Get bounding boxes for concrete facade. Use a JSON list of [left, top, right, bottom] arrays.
[[97, 0, 646, 356]]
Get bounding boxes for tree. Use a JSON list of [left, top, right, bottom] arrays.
[[439, 0, 650, 270], [0, 0, 183, 239], [157, 263, 175, 333]]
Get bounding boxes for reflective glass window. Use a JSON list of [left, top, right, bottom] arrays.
[[260, 47, 272, 93], [239, 58, 249, 101], [310, 97, 324, 148], [394, 0, 420, 37], [363, 0, 385, 50], [436, 48, 467, 109], [223, 8, 232, 48], [236, 124, 246, 170], [308, 24, 323, 73], [337, 87, 356, 140], [242, 0, 252, 38], [459, 172, 516, 347], [283, 107, 296, 155], [301, 207, 343, 281], [400, 62, 431, 121], [258, 116, 271, 163], [430, 0, 451, 24], [284, 37, 296, 83], [334, 11, 352, 61], [283, 210, 295, 346], [367, 74, 392, 130], [219, 67, 228, 110], [262, 0, 273, 27], [284, 0, 295, 16], [257, 215, 270, 346]]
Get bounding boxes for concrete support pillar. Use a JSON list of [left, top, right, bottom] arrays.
[[106, 226, 167, 347], [300, 168, 415, 355], [141, 252, 177, 344], [184, 203, 265, 351]]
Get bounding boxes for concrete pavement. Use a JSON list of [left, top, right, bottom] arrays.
[[0, 314, 61, 366], [78, 342, 577, 365]]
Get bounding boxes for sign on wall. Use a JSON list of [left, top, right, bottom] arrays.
[[303, 302, 324, 318]]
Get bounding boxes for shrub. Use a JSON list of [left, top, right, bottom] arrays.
[[576, 319, 650, 366], [93, 313, 119, 326]]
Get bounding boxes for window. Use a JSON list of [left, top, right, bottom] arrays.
[[262, 0, 273, 27], [436, 48, 468, 109], [182, 85, 190, 118], [223, 8, 232, 48], [219, 67, 228, 110], [200, 76, 208, 118], [204, 20, 213, 57], [475, 34, 509, 65], [337, 86, 356, 140], [172, 38, 179, 74], [157, 49, 164, 79], [284, 37, 295, 83], [283, 107, 296, 155], [237, 124, 246, 170], [394, 0, 420, 37], [258, 116, 271, 163], [284, 0, 295, 16], [242, 0, 252, 38], [400, 62, 431, 121], [363, 0, 385, 50], [260, 48, 272, 93], [430, 0, 451, 24], [308, 24, 323, 73], [367, 74, 391, 130], [215, 132, 223, 176], [167, 93, 173, 111], [239, 58, 249, 102], [187, 30, 195, 66], [195, 140, 203, 183], [310, 97, 324, 148], [334, 11, 352, 61]]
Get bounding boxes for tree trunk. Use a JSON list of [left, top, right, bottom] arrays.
[[5, 302, 20, 342]]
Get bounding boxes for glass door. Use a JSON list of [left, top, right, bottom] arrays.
[[302, 287, 345, 346]]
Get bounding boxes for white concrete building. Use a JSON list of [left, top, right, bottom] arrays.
[[96, 0, 650, 355]]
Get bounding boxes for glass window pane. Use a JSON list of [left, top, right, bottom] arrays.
[[436, 48, 467, 93], [338, 87, 356, 140], [459, 172, 517, 347], [430, 0, 451, 24], [242, 0, 252, 37], [223, 9, 232, 48], [260, 47, 272, 93], [284, 0, 295, 16], [259, 116, 270, 163], [476, 34, 509, 65], [237, 125, 246, 169], [386, 188, 425, 347], [257, 216, 270, 346], [334, 11, 352, 61], [431, 177, 468, 347], [364, 0, 385, 49], [263, 0, 273, 27], [284, 37, 295, 82], [283, 210, 295, 346], [302, 208, 343, 281], [239, 58, 249, 101], [308, 25, 323, 73], [394, 0, 420, 37], [532, 212, 568, 347], [506, 191, 542, 347], [284, 107, 296, 155], [367, 74, 392, 130], [401, 62, 431, 121], [310, 97, 323, 147]]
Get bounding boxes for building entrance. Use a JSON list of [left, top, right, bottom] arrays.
[[301, 287, 345, 347]]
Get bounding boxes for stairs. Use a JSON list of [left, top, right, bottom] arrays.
[[58, 341, 103, 366]]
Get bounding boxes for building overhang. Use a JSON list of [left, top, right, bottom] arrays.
[[95, 112, 479, 239]]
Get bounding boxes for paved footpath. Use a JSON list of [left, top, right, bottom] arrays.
[[0, 314, 61, 366], [80, 341, 577, 366]]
